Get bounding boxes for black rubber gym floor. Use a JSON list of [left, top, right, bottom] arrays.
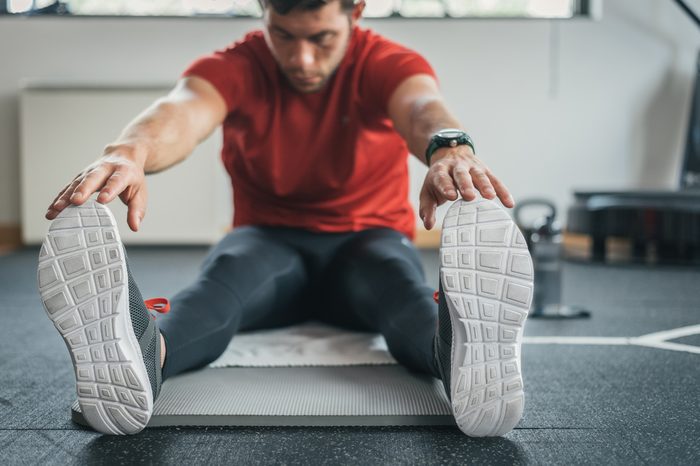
[[1, 246, 698, 465]]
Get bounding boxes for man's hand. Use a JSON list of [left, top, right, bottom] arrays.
[[385, 75, 514, 229], [44, 76, 227, 233], [45, 144, 149, 232], [419, 145, 514, 230]]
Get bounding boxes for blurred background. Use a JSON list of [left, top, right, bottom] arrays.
[[2, 2, 700, 463], [1, 0, 698, 253]]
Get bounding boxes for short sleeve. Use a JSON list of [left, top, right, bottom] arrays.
[[362, 40, 437, 114], [181, 50, 249, 113]]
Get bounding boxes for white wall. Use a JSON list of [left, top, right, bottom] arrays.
[[1, 0, 699, 229]]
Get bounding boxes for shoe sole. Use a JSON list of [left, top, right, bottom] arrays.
[[37, 199, 153, 435], [439, 198, 534, 437]]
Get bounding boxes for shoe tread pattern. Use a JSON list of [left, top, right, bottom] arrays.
[[38, 200, 151, 434], [440, 199, 533, 437]]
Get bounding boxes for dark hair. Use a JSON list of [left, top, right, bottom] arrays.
[[259, 0, 357, 15]]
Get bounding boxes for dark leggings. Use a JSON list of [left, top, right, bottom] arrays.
[[157, 226, 440, 380]]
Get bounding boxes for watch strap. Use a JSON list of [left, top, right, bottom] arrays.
[[425, 132, 475, 165]]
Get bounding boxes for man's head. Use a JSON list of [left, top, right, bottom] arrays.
[[259, 0, 365, 93]]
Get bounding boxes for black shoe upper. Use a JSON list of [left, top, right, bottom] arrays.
[[433, 281, 454, 401], [126, 260, 162, 401]]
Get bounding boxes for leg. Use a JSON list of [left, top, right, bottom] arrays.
[[319, 228, 439, 377], [158, 226, 309, 379]]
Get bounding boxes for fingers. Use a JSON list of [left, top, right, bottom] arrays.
[[452, 164, 476, 201], [434, 154, 499, 203], [45, 155, 148, 226], [431, 165, 459, 202], [121, 184, 148, 232], [419, 157, 514, 230], [470, 167, 496, 200], [45, 165, 114, 219], [97, 170, 132, 204], [487, 172, 514, 208], [70, 167, 112, 205], [46, 184, 72, 219], [419, 185, 438, 230], [419, 165, 458, 230], [49, 182, 71, 208], [46, 178, 82, 219]]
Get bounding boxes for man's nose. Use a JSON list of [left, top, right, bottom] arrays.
[[288, 40, 315, 68]]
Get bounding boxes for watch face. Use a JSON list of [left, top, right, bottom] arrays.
[[438, 129, 464, 139]]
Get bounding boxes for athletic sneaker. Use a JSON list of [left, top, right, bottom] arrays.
[[37, 199, 168, 435], [433, 198, 534, 437]]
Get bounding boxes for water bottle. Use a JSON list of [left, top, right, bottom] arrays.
[[514, 199, 589, 319]]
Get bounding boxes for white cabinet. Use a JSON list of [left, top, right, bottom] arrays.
[[20, 85, 232, 245]]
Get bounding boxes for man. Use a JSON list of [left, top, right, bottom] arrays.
[[39, 0, 533, 437]]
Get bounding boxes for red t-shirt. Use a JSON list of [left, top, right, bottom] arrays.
[[182, 26, 435, 239]]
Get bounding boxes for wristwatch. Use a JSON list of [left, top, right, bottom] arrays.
[[425, 128, 475, 165]]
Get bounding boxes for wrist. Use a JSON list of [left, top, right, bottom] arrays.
[[429, 144, 475, 165], [103, 140, 150, 169], [425, 129, 476, 165]]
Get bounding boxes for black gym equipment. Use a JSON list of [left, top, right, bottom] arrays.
[[515, 199, 590, 319], [566, 0, 700, 265]]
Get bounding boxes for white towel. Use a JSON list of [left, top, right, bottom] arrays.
[[209, 321, 398, 367]]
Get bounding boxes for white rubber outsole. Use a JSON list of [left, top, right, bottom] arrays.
[[37, 199, 153, 435], [439, 198, 534, 437]]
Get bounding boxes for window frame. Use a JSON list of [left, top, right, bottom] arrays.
[[0, 0, 600, 20]]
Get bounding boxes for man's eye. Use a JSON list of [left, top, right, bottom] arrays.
[[313, 34, 332, 46]]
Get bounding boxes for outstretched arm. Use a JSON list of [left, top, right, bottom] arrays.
[[387, 74, 514, 230], [45, 76, 227, 231]]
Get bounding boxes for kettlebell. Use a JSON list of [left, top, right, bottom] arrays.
[[514, 198, 590, 319]]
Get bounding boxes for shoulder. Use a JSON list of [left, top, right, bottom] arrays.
[[184, 30, 273, 82], [352, 27, 426, 64], [351, 27, 436, 113], [182, 30, 272, 112], [209, 30, 270, 67], [222, 31, 267, 56]]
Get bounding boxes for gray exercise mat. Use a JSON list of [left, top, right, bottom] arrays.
[[71, 366, 454, 427]]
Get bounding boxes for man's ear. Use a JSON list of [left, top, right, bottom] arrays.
[[350, 0, 365, 23]]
